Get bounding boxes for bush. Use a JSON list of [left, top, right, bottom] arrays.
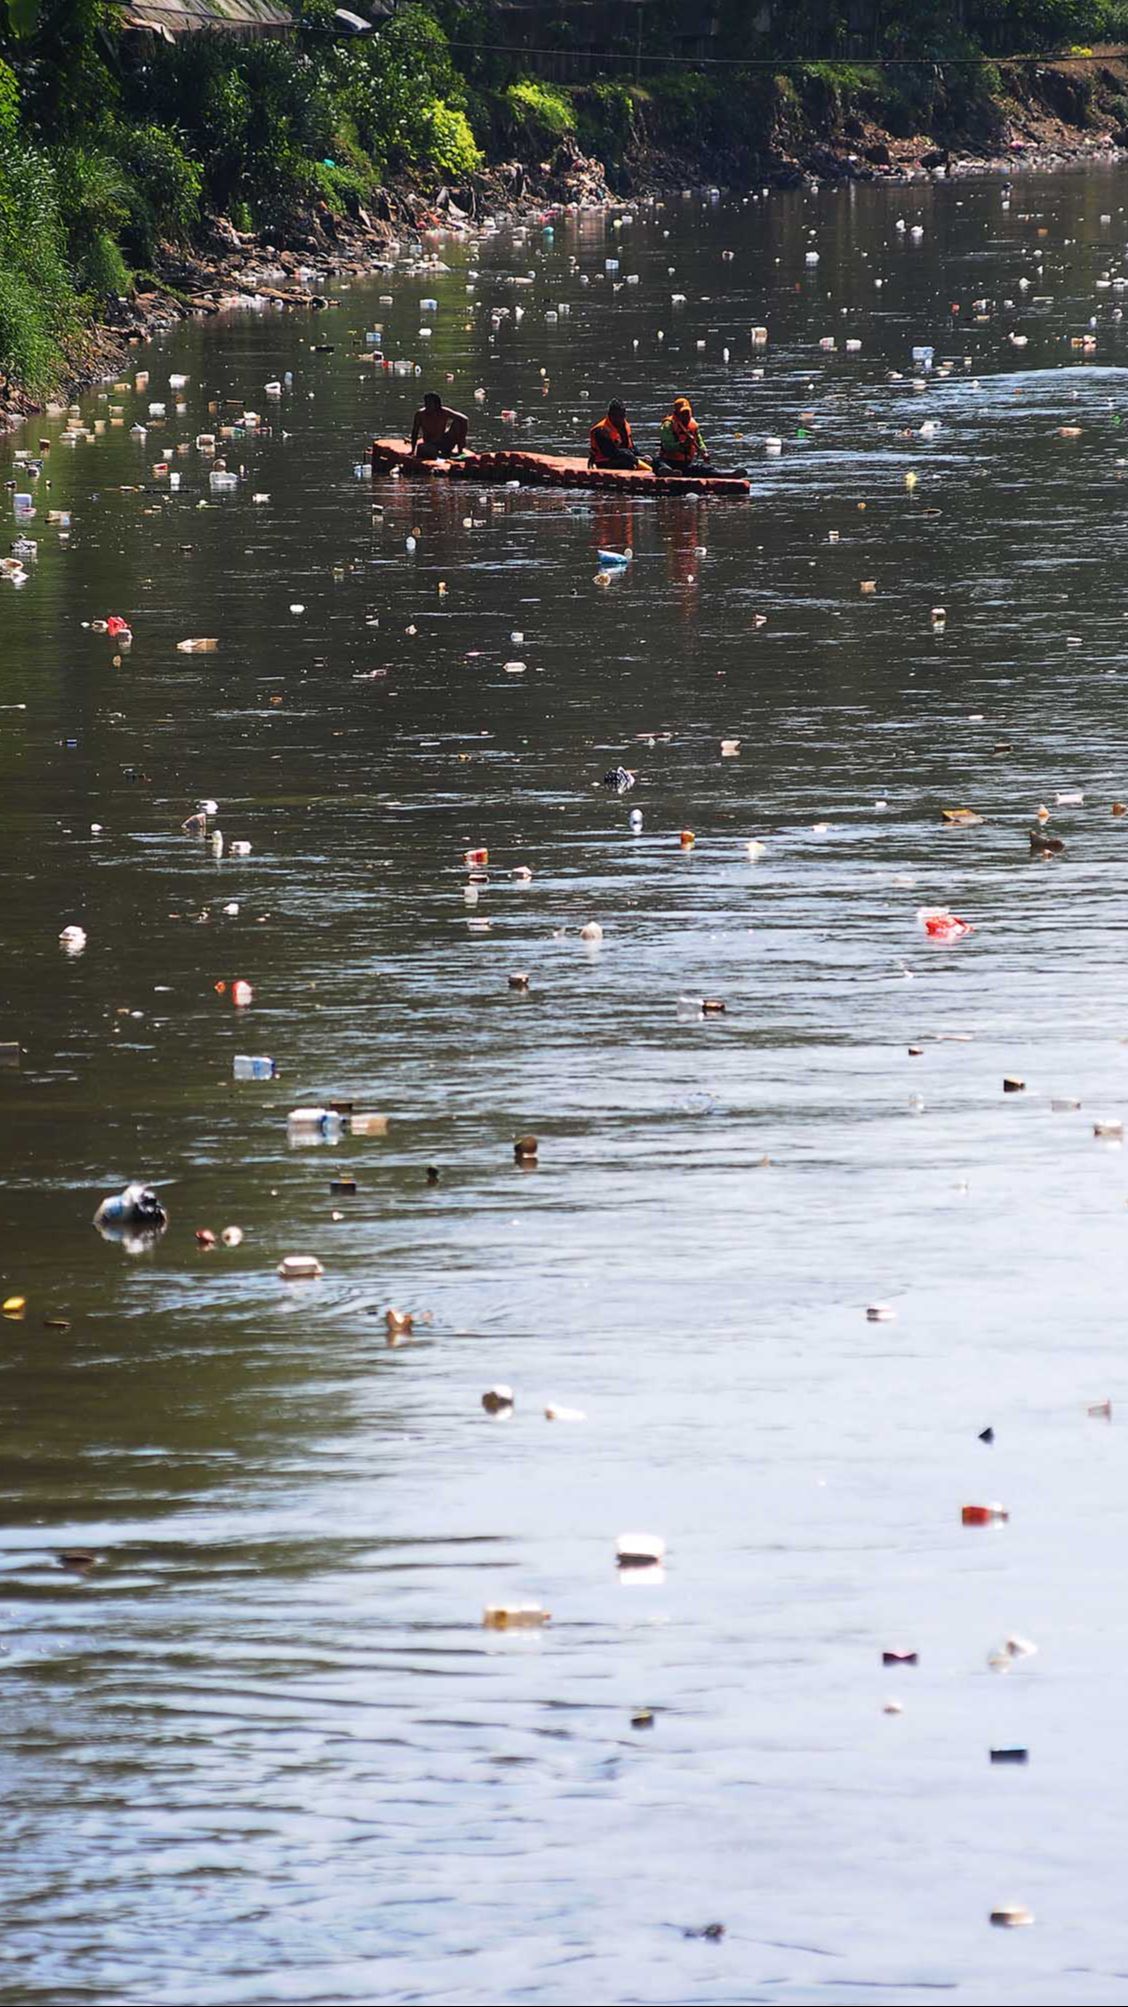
[[967, 0, 1105, 48], [53, 143, 133, 297], [418, 99, 481, 176], [248, 141, 320, 230], [81, 226, 130, 296], [0, 56, 19, 139], [309, 157, 370, 214], [126, 37, 334, 218], [573, 79, 635, 161], [111, 122, 202, 258], [637, 72, 723, 149], [502, 78, 576, 148], [0, 135, 76, 389], [333, 2, 473, 173], [335, 4, 479, 176]]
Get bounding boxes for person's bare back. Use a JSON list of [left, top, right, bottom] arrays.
[[411, 392, 469, 458]]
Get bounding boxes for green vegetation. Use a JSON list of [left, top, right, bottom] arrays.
[[502, 78, 576, 146], [3, 0, 1128, 396], [0, 132, 76, 391], [0, 0, 488, 397]]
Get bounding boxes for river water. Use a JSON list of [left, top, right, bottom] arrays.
[[3, 167, 1128, 2005]]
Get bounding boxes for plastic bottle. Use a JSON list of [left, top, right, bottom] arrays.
[[233, 1055, 276, 1080], [287, 1107, 343, 1140]]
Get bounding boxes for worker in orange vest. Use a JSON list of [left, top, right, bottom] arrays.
[[653, 395, 745, 479], [588, 398, 642, 470], [654, 395, 713, 473]]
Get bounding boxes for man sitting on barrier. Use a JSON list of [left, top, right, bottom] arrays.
[[411, 391, 469, 459]]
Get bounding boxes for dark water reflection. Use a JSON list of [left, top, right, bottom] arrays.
[[3, 171, 1128, 2003]]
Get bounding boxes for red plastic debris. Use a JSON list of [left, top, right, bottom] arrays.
[[917, 906, 973, 942], [105, 615, 132, 640]]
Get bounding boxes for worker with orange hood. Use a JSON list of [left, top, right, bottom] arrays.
[[655, 395, 713, 473]]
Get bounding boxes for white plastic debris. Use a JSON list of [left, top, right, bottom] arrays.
[[483, 1602, 550, 1628], [286, 1107, 342, 1140], [233, 1055, 276, 1080], [1005, 1634, 1038, 1659]]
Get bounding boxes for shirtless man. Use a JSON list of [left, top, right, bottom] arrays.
[[411, 391, 469, 459]]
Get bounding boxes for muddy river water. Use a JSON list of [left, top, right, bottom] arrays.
[[3, 168, 1128, 2004]]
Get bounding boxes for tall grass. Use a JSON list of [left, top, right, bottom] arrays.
[[0, 134, 77, 393]]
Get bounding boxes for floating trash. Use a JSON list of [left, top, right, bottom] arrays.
[[918, 908, 973, 942], [482, 1386, 514, 1415], [616, 1531, 666, 1568]]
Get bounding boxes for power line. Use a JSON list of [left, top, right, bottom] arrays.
[[446, 35, 1128, 69]]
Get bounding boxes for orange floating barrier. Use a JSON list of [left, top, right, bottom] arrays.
[[370, 438, 750, 497]]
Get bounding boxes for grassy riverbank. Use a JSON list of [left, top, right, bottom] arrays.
[[5, 0, 1128, 404]]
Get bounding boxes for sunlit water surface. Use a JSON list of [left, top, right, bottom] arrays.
[[4, 170, 1128, 2005]]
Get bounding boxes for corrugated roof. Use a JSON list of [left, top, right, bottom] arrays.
[[122, 0, 293, 36]]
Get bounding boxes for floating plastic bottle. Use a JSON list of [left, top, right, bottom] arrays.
[[233, 1055, 276, 1080], [286, 1107, 343, 1142]]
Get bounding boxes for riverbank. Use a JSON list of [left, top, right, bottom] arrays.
[[607, 46, 1128, 190], [0, 147, 613, 437], [3, 46, 1127, 438]]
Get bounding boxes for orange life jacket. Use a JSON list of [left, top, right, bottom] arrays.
[[660, 409, 704, 465], [590, 412, 634, 463]]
